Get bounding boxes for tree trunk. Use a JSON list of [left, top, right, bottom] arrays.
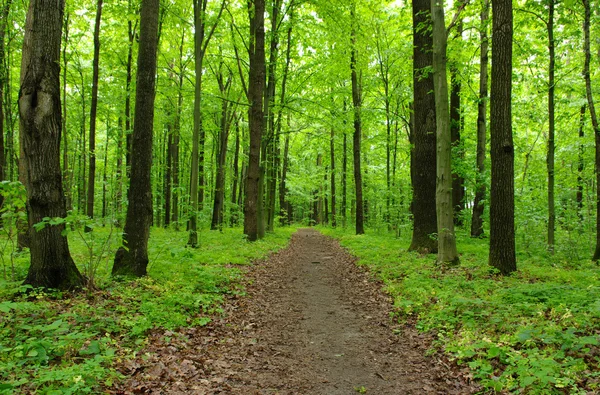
[[577, 105, 586, 220], [330, 121, 336, 227], [489, 0, 516, 274], [0, 0, 11, 212], [211, 68, 232, 230], [244, 0, 266, 241], [432, 0, 459, 265], [61, 9, 69, 211], [101, 123, 108, 219], [584, 0, 600, 260], [86, 0, 103, 227], [164, 118, 172, 227], [19, 0, 83, 290], [350, 7, 364, 235], [547, 0, 555, 251], [342, 100, 348, 227], [470, 0, 489, 238], [112, 0, 159, 277], [231, 117, 240, 226], [409, 0, 437, 253], [125, 9, 136, 177], [279, 132, 290, 225]]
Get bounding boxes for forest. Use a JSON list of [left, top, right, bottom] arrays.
[[0, 0, 599, 393]]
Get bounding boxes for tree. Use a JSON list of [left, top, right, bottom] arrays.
[[489, 0, 516, 274], [431, 0, 459, 265], [112, 0, 160, 277], [188, 0, 225, 247], [86, 0, 103, 229], [409, 0, 437, 253], [244, 0, 266, 241], [19, 0, 83, 289], [350, 4, 364, 235], [470, 0, 489, 238], [583, 0, 600, 261]]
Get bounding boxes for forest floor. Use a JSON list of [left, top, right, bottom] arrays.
[[113, 228, 479, 394]]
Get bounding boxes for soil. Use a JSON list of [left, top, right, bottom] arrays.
[[114, 228, 479, 394]]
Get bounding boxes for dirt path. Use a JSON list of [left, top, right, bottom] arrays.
[[117, 229, 477, 394]]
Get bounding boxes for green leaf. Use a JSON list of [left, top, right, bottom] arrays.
[[79, 340, 101, 356]]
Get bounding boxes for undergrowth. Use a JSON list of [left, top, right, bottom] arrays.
[[322, 227, 600, 394], [0, 226, 293, 394]]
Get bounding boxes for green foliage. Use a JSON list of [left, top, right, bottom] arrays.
[[323, 227, 600, 394], [0, 227, 293, 393]]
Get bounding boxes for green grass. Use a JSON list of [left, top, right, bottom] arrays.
[[0, 225, 294, 394], [322, 227, 600, 394]]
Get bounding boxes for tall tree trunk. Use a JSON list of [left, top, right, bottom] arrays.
[[61, 9, 70, 211], [0, 0, 11, 212], [277, 22, 293, 226], [112, 0, 159, 277], [584, 0, 600, 260], [20, 0, 83, 289], [188, 0, 225, 246], [350, 6, 364, 235], [279, 132, 290, 225], [409, 0, 437, 253], [164, 117, 172, 227], [101, 122, 108, 219], [211, 68, 232, 230], [231, 117, 240, 226], [125, 8, 136, 177], [342, 100, 348, 227], [330, 119, 336, 227], [432, 0, 459, 265], [172, 29, 185, 229], [450, 4, 465, 226], [489, 0, 516, 274], [547, 0, 555, 251], [577, 104, 586, 221], [471, 0, 489, 238], [244, 0, 266, 241], [86, 0, 103, 227]]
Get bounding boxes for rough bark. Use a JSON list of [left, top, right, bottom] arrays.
[[350, 8, 364, 235], [432, 0, 459, 265], [244, 0, 266, 241], [409, 0, 437, 253], [86, 0, 103, 225], [470, 0, 489, 238], [489, 0, 516, 274], [19, 0, 83, 290], [112, 0, 159, 277]]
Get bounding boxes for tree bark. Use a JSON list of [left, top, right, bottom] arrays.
[[350, 6, 364, 235], [409, 0, 437, 253], [0, 0, 11, 212], [112, 0, 159, 277], [584, 0, 600, 261], [471, 0, 489, 238], [244, 0, 266, 241], [432, 0, 459, 265], [342, 99, 348, 227], [489, 0, 516, 274], [231, 117, 240, 226], [577, 105, 586, 220], [86, 0, 103, 227], [19, 0, 83, 290], [546, 0, 555, 251], [330, 119, 336, 227]]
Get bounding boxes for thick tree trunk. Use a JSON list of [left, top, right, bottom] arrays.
[[547, 0, 555, 251], [112, 0, 159, 277], [432, 0, 459, 265], [584, 0, 600, 261], [19, 0, 83, 290], [489, 0, 516, 274], [86, 0, 103, 226], [244, 0, 266, 241], [409, 0, 437, 253], [470, 0, 489, 238]]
